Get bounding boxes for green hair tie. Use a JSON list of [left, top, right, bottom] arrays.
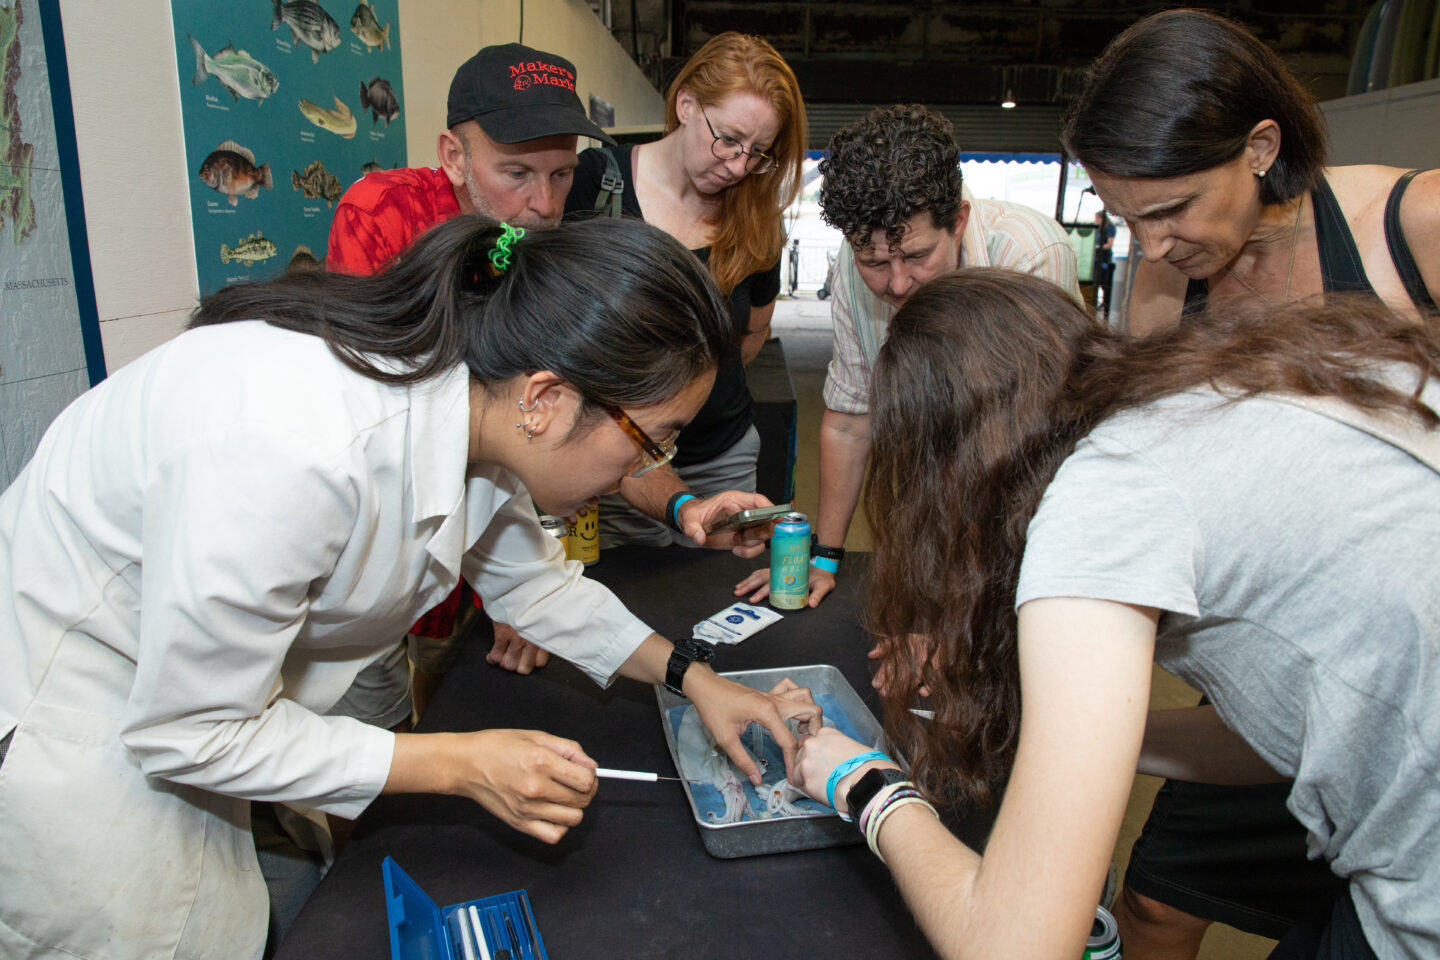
[[488, 222, 526, 273]]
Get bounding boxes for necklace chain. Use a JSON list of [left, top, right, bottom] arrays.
[[1225, 197, 1304, 307]]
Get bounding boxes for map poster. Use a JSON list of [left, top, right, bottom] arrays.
[[171, 0, 406, 296], [0, 0, 106, 489]]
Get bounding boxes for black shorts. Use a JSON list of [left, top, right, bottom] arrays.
[[1268, 885, 1378, 960], [1124, 777, 1346, 939]]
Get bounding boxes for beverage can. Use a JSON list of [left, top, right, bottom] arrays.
[[538, 514, 568, 548], [1083, 905, 1122, 959], [565, 502, 600, 566], [769, 512, 810, 610]]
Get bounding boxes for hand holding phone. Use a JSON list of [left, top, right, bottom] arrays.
[[706, 503, 792, 534]]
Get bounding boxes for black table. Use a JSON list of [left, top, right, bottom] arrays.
[[276, 548, 989, 959]]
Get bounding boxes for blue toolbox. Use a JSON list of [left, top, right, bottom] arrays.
[[383, 856, 548, 960]]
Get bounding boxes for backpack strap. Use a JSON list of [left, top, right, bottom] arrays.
[[594, 147, 624, 219], [1269, 393, 1440, 474], [1383, 170, 1438, 314]]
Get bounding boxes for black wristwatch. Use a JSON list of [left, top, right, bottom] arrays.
[[664, 638, 715, 696], [845, 766, 909, 826], [810, 536, 845, 561]]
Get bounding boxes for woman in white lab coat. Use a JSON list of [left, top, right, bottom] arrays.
[[0, 215, 816, 959]]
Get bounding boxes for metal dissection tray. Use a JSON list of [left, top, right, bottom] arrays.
[[655, 664, 885, 859]]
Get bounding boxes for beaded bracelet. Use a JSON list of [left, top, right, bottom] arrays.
[[863, 787, 923, 839], [866, 795, 939, 863], [825, 750, 893, 817], [856, 781, 917, 837], [809, 555, 839, 574]]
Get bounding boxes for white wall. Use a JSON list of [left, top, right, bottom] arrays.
[[1320, 77, 1440, 167], [59, 0, 663, 374], [60, 2, 198, 372]]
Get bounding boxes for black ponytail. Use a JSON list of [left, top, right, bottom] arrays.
[[191, 215, 731, 412]]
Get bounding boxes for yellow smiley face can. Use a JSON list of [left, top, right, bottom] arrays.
[[565, 502, 600, 566]]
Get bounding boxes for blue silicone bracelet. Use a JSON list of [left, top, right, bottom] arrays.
[[826, 750, 893, 818], [810, 555, 839, 574], [669, 493, 697, 532]]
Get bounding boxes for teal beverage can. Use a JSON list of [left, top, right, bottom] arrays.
[[769, 513, 810, 610], [1083, 905, 1122, 959]]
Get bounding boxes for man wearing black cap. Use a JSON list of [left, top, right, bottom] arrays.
[[325, 44, 767, 702], [325, 43, 617, 703], [328, 43, 613, 274]]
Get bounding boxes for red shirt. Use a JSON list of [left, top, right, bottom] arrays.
[[326, 166, 461, 275], [327, 166, 473, 638]]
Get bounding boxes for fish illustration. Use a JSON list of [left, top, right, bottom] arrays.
[[349, 0, 390, 52], [189, 36, 278, 103], [298, 95, 356, 138], [360, 158, 384, 174], [287, 245, 322, 272], [270, 0, 341, 63], [220, 231, 277, 266], [291, 159, 343, 207], [357, 76, 399, 126], [197, 140, 273, 206]]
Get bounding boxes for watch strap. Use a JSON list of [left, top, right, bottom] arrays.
[[810, 537, 845, 561], [845, 766, 909, 823], [664, 638, 714, 696]]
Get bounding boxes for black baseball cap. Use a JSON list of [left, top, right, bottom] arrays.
[[447, 43, 616, 145]]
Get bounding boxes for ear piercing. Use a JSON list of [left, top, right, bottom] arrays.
[[516, 397, 539, 440]]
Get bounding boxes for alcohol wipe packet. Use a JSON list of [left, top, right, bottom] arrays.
[[692, 602, 784, 645]]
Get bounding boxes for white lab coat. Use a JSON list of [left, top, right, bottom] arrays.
[[0, 321, 652, 959]]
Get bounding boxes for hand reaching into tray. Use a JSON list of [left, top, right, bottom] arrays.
[[685, 671, 823, 785], [793, 726, 902, 817]]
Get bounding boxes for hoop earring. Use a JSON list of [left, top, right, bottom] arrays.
[[516, 397, 539, 440]]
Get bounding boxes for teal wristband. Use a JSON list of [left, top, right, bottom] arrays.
[[826, 749, 892, 819], [810, 556, 839, 574], [668, 493, 697, 532]]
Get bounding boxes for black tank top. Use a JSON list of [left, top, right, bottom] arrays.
[[1183, 170, 1436, 316]]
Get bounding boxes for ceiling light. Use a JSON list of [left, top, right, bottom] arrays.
[[1001, 90, 1016, 109]]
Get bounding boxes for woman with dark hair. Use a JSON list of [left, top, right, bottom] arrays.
[[1063, 11, 1438, 955], [0, 215, 818, 960], [1062, 9, 1438, 335], [565, 31, 807, 549], [791, 271, 1440, 960]]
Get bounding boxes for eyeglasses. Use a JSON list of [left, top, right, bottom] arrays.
[[699, 106, 775, 175], [601, 403, 678, 477]]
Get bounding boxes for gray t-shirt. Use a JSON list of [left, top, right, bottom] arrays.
[[1016, 387, 1440, 960]]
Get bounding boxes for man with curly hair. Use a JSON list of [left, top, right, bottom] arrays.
[[745, 104, 1078, 606]]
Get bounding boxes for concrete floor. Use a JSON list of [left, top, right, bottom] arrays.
[[769, 294, 1277, 960]]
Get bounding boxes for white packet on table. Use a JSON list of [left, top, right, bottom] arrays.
[[692, 602, 783, 645]]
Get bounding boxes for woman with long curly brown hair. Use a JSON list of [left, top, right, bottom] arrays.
[[790, 271, 1440, 960], [565, 32, 807, 550]]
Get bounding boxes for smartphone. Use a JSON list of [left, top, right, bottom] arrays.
[[706, 503, 793, 533]]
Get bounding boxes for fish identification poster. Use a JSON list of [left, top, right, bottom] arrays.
[[171, 0, 406, 295]]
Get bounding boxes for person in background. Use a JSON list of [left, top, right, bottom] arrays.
[[329, 43, 773, 699], [735, 104, 1079, 608], [788, 237, 801, 296], [1060, 11, 1439, 956], [328, 42, 606, 696], [793, 270, 1439, 960], [0, 215, 820, 960], [1093, 208, 1117, 319], [565, 31, 807, 550], [1066, 9, 1438, 338]]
